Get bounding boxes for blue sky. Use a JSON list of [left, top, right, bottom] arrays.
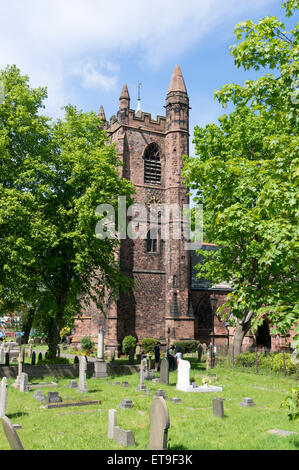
[[0, 0, 296, 158]]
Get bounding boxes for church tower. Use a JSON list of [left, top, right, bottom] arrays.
[[74, 66, 195, 354]]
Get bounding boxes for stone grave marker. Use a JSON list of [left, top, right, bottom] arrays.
[[1, 416, 24, 450], [19, 373, 29, 393], [240, 397, 256, 407], [176, 359, 222, 393], [155, 389, 167, 400], [0, 377, 7, 418], [0, 344, 4, 364], [93, 329, 108, 378], [118, 398, 134, 409], [136, 358, 148, 392], [31, 351, 36, 365], [121, 381, 129, 387], [47, 391, 62, 404], [68, 380, 78, 389], [159, 357, 169, 385], [113, 426, 135, 447], [108, 409, 117, 439], [77, 356, 88, 393], [12, 347, 24, 389], [170, 397, 181, 404], [147, 396, 170, 450], [267, 429, 297, 437], [212, 397, 224, 418], [32, 390, 45, 402]]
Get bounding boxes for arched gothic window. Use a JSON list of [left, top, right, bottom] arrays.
[[146, 229, 158, 253], [144, 143, 161, 184]]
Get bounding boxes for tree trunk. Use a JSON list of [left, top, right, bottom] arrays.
[[47, 309, 65, 358], [22, 307, 35, 344], [233, 311, 254, 357]]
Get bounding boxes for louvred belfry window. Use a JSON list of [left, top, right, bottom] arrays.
[[144, 143, 161, 184]]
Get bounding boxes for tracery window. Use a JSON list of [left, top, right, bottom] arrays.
[[146, 229, 158, 253], [144, 143, 161, 184]]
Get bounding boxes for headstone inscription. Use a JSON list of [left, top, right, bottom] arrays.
[[1, 416, 24, 450], [147, 396, 170, 450]]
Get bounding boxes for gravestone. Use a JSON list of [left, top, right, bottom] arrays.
[[32, 390, 45, 402], [113, 382, 120, 386], [118, 398, 134, 409], [0, 377, 7, 418], [155, 389, 167, 400], [136, 358, 148, 392], [0, 344, 4, 364], [121, 381, 129, 387], [31, 351, 36, 365], [93, 329, 108, 378], [113, 426, 136, 447], [12, 347, 24, 389], [1, 416, 24, 450], [147, 396, 170, 450], [5, 352, 9, 366], [159, 357, 169, 385], [212, 397, 224, 418], [169, 397, 181, 404], [68, 380, 78, 389], [176, 359, 222, 393], [197, 344, 203, 362], [108, 409, 117, 439], [77, 356, 88, 393], [47, 391, 62, 404], [27, 344, 33, 359], [267, 429, 297, 437], [240, 397, 256, 407], [19, 373, 29, 393]]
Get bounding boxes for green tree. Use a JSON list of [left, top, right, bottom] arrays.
[[183, 0, 298, 355], [0, 65, 135, 357]]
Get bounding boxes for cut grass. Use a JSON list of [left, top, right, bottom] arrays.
[[0, 365, 298, 450]]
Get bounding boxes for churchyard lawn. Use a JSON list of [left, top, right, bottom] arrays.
[[0, 365, 298, 450]]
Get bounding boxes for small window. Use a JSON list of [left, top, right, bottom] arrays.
[[146, 229, 158, 253], [144, 143, 161, 184]]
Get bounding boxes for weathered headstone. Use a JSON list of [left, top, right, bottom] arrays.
[[77, 356, 88, 393], [108, 409, 117, 439], [31, 351, 36, 365], [147, 396, 170, 450], [1, 416, 24, 450], [159, 357, 169, 385], [113, 426, 136, 447], [68, 380, 78, 389], [0, 344, 5, 364], [12, 347, 24, 389], [19, 373, 29, 393], [94, 329, 108, 378], [47, 391, 62, 404], [136, 358, 148, 392], [118, 398, 134, 409], [212, 397, 224, 418], [155, 389, 167, 400], [169, 397, 181, 404], [121, 381, 129, 387], [0, 377, 7, 418], [32, 390, 45, 402], [240, 397, 256, 407]]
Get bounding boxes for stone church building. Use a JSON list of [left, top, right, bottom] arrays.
[[73, 65, 290, 355]]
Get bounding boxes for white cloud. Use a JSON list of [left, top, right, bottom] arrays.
[[0, 0, 273, 115]]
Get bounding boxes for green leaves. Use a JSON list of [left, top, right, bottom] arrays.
[[183, 1, 299, 337]]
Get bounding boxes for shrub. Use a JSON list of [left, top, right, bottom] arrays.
[[80, 336, 94, 352], [173, 340, 200, 354], [122, 335, 137, 354], [140, 338, 158, 354], [233, 351, 296, 375]]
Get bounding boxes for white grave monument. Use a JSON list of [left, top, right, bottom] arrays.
[[176, 359, 222, 393], [0, 377, 7, 418]]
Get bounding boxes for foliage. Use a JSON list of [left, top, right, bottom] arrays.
[[0, 65, 135, 357], [173, 340, 200, 353], [234, 351, 297, 374], [80, 336, 94, 352], [122, 335, 137, 354], [182, 0, 299, 345], [281, 387, 299, 420], [140, 337, 158, 354], [60, 327, 71, 340]]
